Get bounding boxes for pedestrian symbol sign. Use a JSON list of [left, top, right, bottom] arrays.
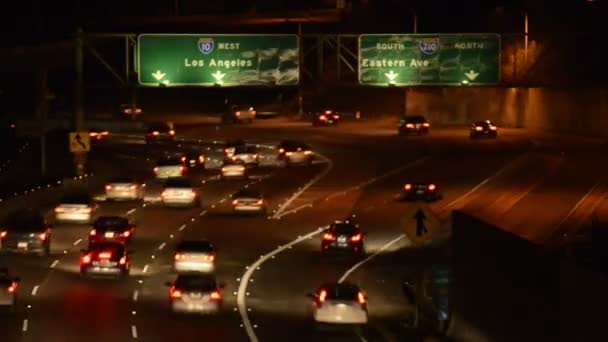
[[400, 203, 441, 246], [69, 132, 90, 152]]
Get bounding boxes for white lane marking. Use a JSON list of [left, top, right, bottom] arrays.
[[446, 153, 528, 208], [237, 227, 324, 342], [73, 238, 83, 246], [271, 153, 334, 219], [178, 224, 186, 231], [31, 285, 40, 296], [557, 181, 602, 231], [132, 290, 139, 301], [142, 264, 149, 273], [50, 260, 59, 268], [158, 242, 166, 251], [199, 210, 207, 216], [355, 329, 369, 342], [126, 208, 137, 215], [131, 325, 138, 339], [22, 319, 28, 332], [339, 235, 405, 283], [219, 198, 227, 203]]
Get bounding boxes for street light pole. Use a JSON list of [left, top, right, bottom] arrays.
[[413, 11, 418, 33], [524, 11, 529, 64]]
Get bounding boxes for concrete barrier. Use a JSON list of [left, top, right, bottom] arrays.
[[16, 119, 148, 137]]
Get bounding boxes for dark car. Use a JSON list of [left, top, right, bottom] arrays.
[[397, 182, 441, 202], [166, 274, 225, 314], [0, 268, 20, 308], [88, 216, 134, 244], [89, 128, 109, 141], [277, 140, 313, 165], [146, 122, 175, 143], [223, 105, 256, 124], [321, 221, 365, 254], [224, 139, 247, 158], [119, 104, 143, 117], [470, 120, 498, 139], [313, 110, 340, 126], [0, 209, 51, 256], [398, 115, 430, 135], [80, 242, 131, 278], [181, 152, 205, 169]]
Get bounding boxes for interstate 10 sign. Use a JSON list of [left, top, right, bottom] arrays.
[[137, 34, 299, 86], [358, 34, 500, 86]]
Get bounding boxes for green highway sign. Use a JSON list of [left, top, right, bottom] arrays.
[[359, 34, 500, 86], [137, 34, 299, 86]]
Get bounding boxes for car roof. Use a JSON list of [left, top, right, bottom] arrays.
[[174, 274, 218, 290], [402, 115, 427, 122], [233, 188, 261, 198], [107, 176, 138, 183], [157, 158, 182, 166], [473, 120, 493, 125], [148, 122, 170, 130], [164, 177, 192, 188], [93, 216, 129, 229], [319, 282, 361, 298], [60, 192, 91, 204], [87, 242, 125, 252], [4, 209, 45, 230], [234, 145, 257, 153], [329, 222, 359, 234], [176, 240, 215, 252]]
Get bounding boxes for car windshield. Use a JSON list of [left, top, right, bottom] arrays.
[[165, 178, 192, 188], [88, 242, 125, 254], [108, 176, 136, 184], [234, 145, 257, 154], [4, 210, 45, 231], [94, 217, 129, 230], [176, 240, 214, 253], [148, 123, 169, 132], [157, 158, 182, 166], [330, 223, 359, 235], [60, 193, 91, 204], [226, 139, 246, 147], [233, 189, 261, 198], [474, 121, 492, 127], [323, 283, 360, 300], [402, 115, 427, 123], [233, 105, 251, 111], [175, 275, 217, 291]]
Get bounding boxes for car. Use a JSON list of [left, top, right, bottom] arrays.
[[220, 160, 247, 179], [105, 176, 144, 201], [161, 177, 200, 207], [231, 145, 259, 168], [397, 182, 440, 202], [470, 120, 498, 139], [0, 209, 51, 256], [313, 110, 340, 126], [223, 105, 256, 124], [398, 115, 430, 135], [321, 221, 364, 254], [154, 157, 186, 179], [231, 188, 267, 214], [89, 216, 134, 244], [0, 268, 20, 309], [224, 139, 247, 158], [308, 282, 368, 325], [80, 242, 131, 278], [145, 122, 175, 143], [277, 140, 313, 166], [166, 274, 224, 314], [89, 129, 109, 141], [181, 152, 205, 169], [119, 104, 143, 117], [54, 192, 97, 224], [173, 240, 217, 273]]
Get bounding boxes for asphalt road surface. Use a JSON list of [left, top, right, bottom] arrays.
[[0, 118, 604, 341]]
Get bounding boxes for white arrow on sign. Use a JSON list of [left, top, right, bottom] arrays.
[[212, 70, 226, 82], [464, 70, 479, 80], [152, 70, 166, 81], [384, 70, 399, 82]]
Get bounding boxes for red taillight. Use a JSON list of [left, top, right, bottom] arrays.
[[39, 232, 48, 240], [7, 282, 17, 293], [423, 122, 430, 127], [9, 124, 15, 129], [89, 229, 96, 236], [130, 185, 137, 190], [358, 292, 366, 304], [319, 290, 327, 303], [205, 254, 215, 262], [232, 199, 239, 206], [153, 167, 159, 174], [190, 191, 196, 198], [319, 115, 327, 120], [174, 253, 184, 261], [475, 126, 483, 131], [54, 207, 64, 213], [161, 191, 167, 197], [135, 108, 142, 114], [210, 291, 221, 300], [406, 123, 414, 128], [490, 126, 497, 130], [404, 184, 412, 190], [153, 131, 160, 136], [81, 253, 92, 264], [428, 184, 436, 191], [351, 234, 362, 242], [256, 199, 264, 205], [119, 256, 127, 265], [333, 115, 340, 119], [99, 252, 112, 259], [236, 111, 241, 116], [181, 156, 186, 162], [199, 156, 205, 163], [122, 230, 131, 238], [180, 166, 185, 173], [323, 233, 334, 241], [105, 185, 112, 190], [0, 231, 7, 239], [170, 287, 182, 299]]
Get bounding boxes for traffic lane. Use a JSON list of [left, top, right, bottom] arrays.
[[497, 153, 607, 243]]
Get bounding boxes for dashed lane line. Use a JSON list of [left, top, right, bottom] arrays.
[[50, 260, 59, 268], [338, 235, 407, 283], [22, 319, 28, 332]]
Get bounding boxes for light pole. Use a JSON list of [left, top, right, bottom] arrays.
[[524, 11, 529, 65]]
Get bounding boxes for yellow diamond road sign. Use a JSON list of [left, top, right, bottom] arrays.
[[69, 132, 90, 152], [400, 203, 441, 247]]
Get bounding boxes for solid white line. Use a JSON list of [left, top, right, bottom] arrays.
[[271, 153, 334, 219], [132, 290, 139, 301], [556, 181, 602, 230], [73, 238, 83, 246], [355, 329, 369, 342], [237, 227, 324, 342], [50, 260, 59, 268], [31, 285, 40, 296], [142, 264, 149, 273], [22, 319, 28, 332], [178, 224, 186, 231], [158, 242, 166, 251], [131, 325, 138, 339], [338, 235, 405, 283], [126, 208, 137, 215]]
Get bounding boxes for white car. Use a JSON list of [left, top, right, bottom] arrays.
[[167, 274, 224, 314], [161, 177, 199, 207], [278, 141, 313, 166], [309, 282, 368, 325], [173, 240, 216, 273], [220, 161, 247, 179], [154, 158, 185, 179], [231, 188, 267, 214], [105, 176, 143, 201], [54, 192, 97, 224], [231, 145, 259, 167]]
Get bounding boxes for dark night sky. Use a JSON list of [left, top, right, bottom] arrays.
[[0, 0, 604, 47]]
